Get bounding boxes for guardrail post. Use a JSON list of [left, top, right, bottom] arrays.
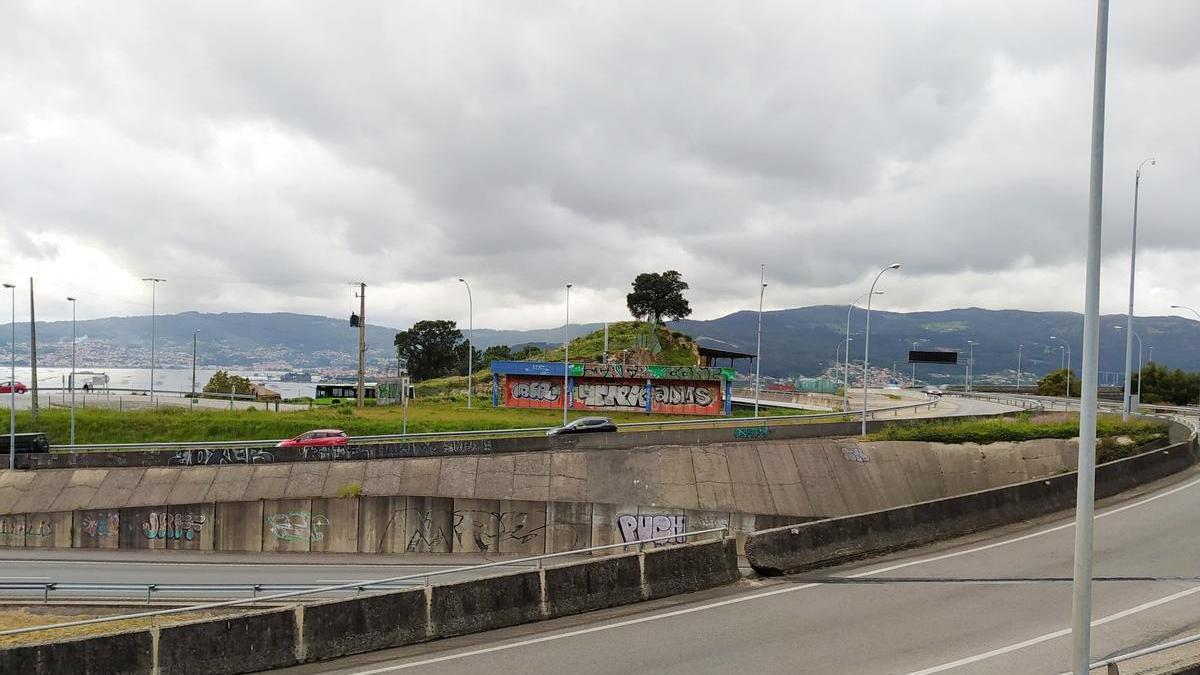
[[1107, 663, 1120, 675], [43, 584, 51, 604], [146, 584, 156, 605]]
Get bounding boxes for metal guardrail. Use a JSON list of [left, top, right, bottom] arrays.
[[0, 581, 425, 604], [0, 526, 730, 638], [49, 398, 947, 452], [1085, 630, 1200, 674]]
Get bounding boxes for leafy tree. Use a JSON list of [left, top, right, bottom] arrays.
[[1036, 368, 1080, 397], [626, 270, 692, 324], [1137, 362, 1200, 405], [202, 370, 253, 395], [455, 342, 483, 377], [512, 343, 548, 360], [394, 320, 465, 381], [479, 345, 514, 369]]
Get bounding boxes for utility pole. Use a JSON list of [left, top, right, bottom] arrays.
[[754, 264, 766, 418], [28, 278, 38, 423], [355, 282, 366, 408], [1071, 1, 1109, 670], [141, 278, 165, 401]]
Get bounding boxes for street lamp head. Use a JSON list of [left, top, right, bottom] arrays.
[[566, 283, 573, 289], [66, 297, 76, 302], [1171, 305, 1183, 309], [888, 263, 901, 270], [457, 278, 465, 283], [1, 283, 13, 289]]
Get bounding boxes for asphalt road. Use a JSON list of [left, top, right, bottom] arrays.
[[280, 462, 1200, 675], [0, 549, 570, 602]]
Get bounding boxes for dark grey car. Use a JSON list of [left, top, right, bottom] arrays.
[[546, 416, 618, 436]]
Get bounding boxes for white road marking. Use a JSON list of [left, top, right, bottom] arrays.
[[904, 585, 1200, 674], [344, 473, 1200, 674], [0, 576, 50, 580]]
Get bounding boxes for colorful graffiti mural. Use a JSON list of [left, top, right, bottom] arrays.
[[494, 360, 733, 415], [617, 513, 686, 546], [266, 511, 330, 542], [142, 511, 207, 541]]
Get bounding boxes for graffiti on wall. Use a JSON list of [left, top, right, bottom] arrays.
[[302, 445, 367, 462], [733, 426, 769, 439], [406, 506, 452, 552], [0, 517, 26, 538], [267, 512, 330, 542], [578, 364, 734, 381], [168, 448, 274, 466], [142, 511, 207, 541], [617, 513, 686, 546], [652, 384, 714, 407], [510, 380, 562, 403], [574, 382, 646, 408], [81, 512, 119, 538]]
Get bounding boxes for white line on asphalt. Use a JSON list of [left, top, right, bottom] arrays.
[[344, 474, 1200, 674], [0, 576, 50, 580], [904, 584, 1200, 674]]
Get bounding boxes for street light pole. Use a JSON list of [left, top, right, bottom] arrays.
[[1071, 2, 1110, 669], [458, 278, 474, 409], [861, 264, 901, 436], [1123, 158, 1156, 421], [754, 264, 766, 418], [563, 283, 573, 426], [67, 297, 76, 446], [1051, 336, 1072, 398], [141, 278, 165, 402], [844, 291, 883, 413], [3, 283, 14, 471], [1171, 305, 1200, 406], [1115, 326, 1141, 409], [1017, 344, 1023, 392], [191, 329, 199, 407], [966, 341, 977, 392], [911, 341, 917, 388]]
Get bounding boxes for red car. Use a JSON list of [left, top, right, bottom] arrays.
[[276, 429, 349, 448], [0, 381, 28, 394]]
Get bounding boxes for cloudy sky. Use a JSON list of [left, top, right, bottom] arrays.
[[2, 1, 1199, 330]]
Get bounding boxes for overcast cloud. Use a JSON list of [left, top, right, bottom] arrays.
[[2, 1, 1199, 329]]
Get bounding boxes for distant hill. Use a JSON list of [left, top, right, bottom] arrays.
[[671, 306, 1200, 382], [3, 307, 1198, 378]]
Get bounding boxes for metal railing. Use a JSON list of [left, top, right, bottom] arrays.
[[0, 527, 730, 638], [49, 398, 948, 453], [0, 580, 424, 604], [1086, 630, 1200, 674]]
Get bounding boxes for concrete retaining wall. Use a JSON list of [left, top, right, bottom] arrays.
[[745, 436, 1199, 575], [1, 538, 740, 674], [14, 401, 1005, 471], [0, 629, 152, 675], [157, 608, 298, 675]]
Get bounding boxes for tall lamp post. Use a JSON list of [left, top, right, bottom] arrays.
[[835, 338, 853, 387], [844, 291, 883, 412], [3, 283, 14, 471], [1122, 158, 1156, 421], [458, 278, 474, 409], [563, 283, 573, 426], [966, 340, 978, 391], [1170, 305, 1200, 406], [67, 297, 77, 446], [1114, 326, 1142, 409], [861, 263, 901, 436], [754, 264, 767, 418], [141, 278, 165, 401], [191, 329, 200, 407], [1051, 335, 1073, 398], [1016, 344, 1023, 392], [910, 341, 918, 388]]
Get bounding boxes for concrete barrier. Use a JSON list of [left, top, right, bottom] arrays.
[[2, 534, 742, 674], [643, 538, 740, 599], [0, 629, 152, 675], [544, 552, 643, 618], [157, 607, 298, 675], [745, 438, 1198, 576], [300, 588, 429, 662], [430, 571, 543, 638]]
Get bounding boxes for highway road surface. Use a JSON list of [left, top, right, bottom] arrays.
[[278, 462, 1200, 674], [0, 549, 569, 602]]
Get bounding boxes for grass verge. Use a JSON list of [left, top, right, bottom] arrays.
[[867, 412, 1168, 449]]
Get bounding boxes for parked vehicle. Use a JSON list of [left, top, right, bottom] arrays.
[[546, 417, 618, 436], [0, 381, 28, 394], [924, 387, 943, 396], [276, 429, 349, 448]]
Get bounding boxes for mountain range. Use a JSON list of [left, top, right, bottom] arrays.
[[3, 308, 1199, 380]]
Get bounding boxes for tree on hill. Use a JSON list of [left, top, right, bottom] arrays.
[[394, 320, 465, 381], [1137, 362, 1200, 405], [1036, 368, 1080, 397], [626, 270, 692, 324], [203, 370, 253, 396], [479, 345, 514, 369]]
